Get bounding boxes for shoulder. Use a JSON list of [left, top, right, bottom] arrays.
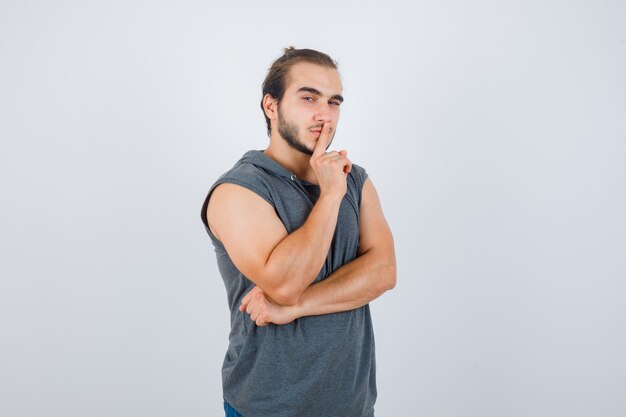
[[201, 160, 274, 232], [205, 172, 277, 241], [211, 161, 274, 205], [221, 160, 269, 183]]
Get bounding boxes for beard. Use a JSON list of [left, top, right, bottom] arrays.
[[276, 105, 333, 156]]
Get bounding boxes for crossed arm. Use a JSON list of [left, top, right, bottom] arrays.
[[207, 178, 396, 326]]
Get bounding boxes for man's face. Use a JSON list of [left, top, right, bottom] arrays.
[[274, 62, 343, 156]]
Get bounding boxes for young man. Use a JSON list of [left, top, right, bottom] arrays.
[[200, 47, 396, 417]]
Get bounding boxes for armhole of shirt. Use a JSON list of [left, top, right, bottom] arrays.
[[200, 176, 274, 245]]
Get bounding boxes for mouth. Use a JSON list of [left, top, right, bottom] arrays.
[[310, 129, 321, 138]]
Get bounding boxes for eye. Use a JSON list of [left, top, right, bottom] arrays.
[[303, 96, 315, 102], [330, 101, 341, 106]]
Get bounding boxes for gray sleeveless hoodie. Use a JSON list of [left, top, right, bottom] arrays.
[[200, 149, 376, 417]]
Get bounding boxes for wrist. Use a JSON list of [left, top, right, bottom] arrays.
[[288, 298, 307, 321], [317, 192, 344, 207]]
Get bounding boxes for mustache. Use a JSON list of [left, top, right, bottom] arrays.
[[310, 124, 334, 130]]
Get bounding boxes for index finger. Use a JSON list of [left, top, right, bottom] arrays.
[[312, 121, 333, 158]]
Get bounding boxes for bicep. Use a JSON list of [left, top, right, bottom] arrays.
[[207, 183, 288, 293], [357, 177, 395, 258]]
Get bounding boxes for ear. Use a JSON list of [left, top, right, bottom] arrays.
[[262, 94, 278, 121]]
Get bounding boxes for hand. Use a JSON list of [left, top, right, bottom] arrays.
[[309, 121, 352, 198], [239, 286, 298, 326]]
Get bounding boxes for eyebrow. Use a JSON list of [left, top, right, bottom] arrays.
[[296, 86, 344, 103]]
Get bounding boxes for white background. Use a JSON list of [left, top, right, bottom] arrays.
[[1, 1, 625, 416]]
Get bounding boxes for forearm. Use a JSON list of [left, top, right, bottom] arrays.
[[291, 248, 396, 318], [239, 248, 396, 325], [264, 194, 342, 303]]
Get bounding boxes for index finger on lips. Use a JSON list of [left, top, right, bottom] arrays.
[[312, 121, 332, 158]]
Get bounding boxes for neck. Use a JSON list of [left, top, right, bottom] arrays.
[[263, 137, 319, 184]]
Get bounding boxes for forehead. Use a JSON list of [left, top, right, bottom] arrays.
[[285, 61, 342, 95]]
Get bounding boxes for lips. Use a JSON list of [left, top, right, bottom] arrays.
[[310, 129, 321, 137]]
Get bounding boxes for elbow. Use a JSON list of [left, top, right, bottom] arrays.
[[385, 262, 397, 291], [374, 242, 396, 292], [372, 260, 396, 295], [259, 266, 301, 306], [267, 286, 300, 306]]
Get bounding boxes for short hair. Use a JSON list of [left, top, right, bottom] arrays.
[[260, 47, 339, 136]]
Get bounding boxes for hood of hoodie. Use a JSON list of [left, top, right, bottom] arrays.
[[238, 149, 319, 185], [239, 149, 291, 178]]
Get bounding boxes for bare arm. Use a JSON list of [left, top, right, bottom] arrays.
[[240, 177, 397, 325], [208, 185, 342, 306], [207, 121, 352, 306]]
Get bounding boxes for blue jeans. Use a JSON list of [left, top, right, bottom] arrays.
[[224, 400, 374, 417], [224, 401, 245, 417]]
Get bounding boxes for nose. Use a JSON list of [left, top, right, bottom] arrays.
[[313, 102, 333, 123]]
